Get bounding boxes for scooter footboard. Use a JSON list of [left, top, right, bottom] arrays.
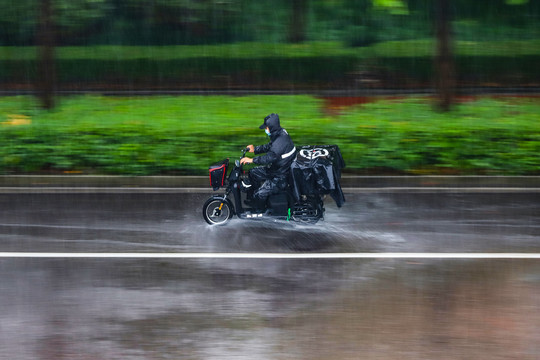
[[268, 193, 289, 216]]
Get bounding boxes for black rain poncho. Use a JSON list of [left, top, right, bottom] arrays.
[[252, 113, 296, 177]]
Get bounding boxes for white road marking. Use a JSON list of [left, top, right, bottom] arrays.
[[1, 252, 539, 259], [0, 187, 539, 194]]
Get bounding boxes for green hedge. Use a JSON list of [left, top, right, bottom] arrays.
[[1, 95, 539, 175], [1, 41, 539, 88], [1, 56, 539, 88], [0, 57, 357, 84]]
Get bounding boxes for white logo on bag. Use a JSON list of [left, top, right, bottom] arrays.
[[299, 148, 329, 160]]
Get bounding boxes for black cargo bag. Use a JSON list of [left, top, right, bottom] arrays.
[[209, 158, 229, 190], [290, 145, 346, 207]]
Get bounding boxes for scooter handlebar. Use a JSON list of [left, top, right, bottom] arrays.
[[236, 148, 248, 168]]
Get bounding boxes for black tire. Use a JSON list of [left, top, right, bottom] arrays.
[[202, 197, 233, 225]]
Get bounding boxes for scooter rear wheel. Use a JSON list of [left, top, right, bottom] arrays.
[[203, 197, 233, 225]]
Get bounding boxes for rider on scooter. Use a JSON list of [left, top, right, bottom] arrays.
[[240, 113, 296, 209]]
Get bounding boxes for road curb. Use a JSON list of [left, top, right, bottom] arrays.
[[0, 175, 538, 191]]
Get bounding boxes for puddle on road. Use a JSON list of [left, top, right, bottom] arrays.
[[182, 193, 411, 253], [183, 216, 406, 253], [2, 192, 539, 254]]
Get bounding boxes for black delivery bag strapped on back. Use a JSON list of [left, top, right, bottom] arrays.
[[290, 145, 346, 207]]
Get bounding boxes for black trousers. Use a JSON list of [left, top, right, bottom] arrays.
[[248, 166, 287, 201]]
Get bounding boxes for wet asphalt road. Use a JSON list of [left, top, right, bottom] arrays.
[[1, 191, 540, 359]]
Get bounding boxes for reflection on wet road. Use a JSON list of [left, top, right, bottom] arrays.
[[1, 192, 539, 253], [1, 192, 539, 359]]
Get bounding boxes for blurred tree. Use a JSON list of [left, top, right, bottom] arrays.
[[35, 0, 110, 109], [434, 0, 455, 112], [289, 0, 308, 42], [37, 0, 55, 110]]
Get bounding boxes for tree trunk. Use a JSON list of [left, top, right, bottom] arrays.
[[434, 0, 455, 112], [37, 0, 56, 110], [289, 0, 307, 43]]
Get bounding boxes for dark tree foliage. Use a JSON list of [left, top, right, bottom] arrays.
[[1, 0, 535, 46], [1, 0, 538, 110]]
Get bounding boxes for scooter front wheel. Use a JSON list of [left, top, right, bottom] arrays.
[[202, 197, 233, 225]]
